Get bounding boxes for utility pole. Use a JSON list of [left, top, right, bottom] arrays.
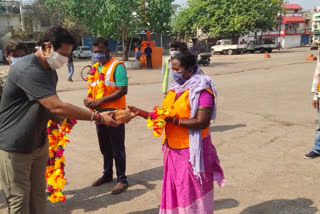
[[278, 12, 282, 51]]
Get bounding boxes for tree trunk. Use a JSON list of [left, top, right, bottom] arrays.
[[122, 28, 128, 61]]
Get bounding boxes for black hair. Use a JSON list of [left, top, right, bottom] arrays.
[[172, 52, 197, 70], [3, 39, 28, 57], [93, 37, 109, 48], [169, 41, 188, 53], [39, 26, 75, 51]]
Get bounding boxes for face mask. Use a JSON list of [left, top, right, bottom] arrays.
[[10, 57, 20, 65], [92, 52, 107, 64], [41, 46, 68, 70], [46, 51, 68, 70], [170, 50, 180, 58], [173, 72, 187, 85]]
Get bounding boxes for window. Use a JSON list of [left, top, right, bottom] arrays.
[[81, 47, 91, 51], [306, 20, 310, 25]]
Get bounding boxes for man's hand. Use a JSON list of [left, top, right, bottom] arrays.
[[312, 100, 319, 110], [100, 111, 121, 127], [84, 98, 92, 109], [88, 98, 103, 110]]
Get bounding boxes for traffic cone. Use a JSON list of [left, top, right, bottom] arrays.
[[264, 52, 271, 58], [306, 54, 314, 61]]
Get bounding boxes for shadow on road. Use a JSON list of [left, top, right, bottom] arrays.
[[128, 208, 159, 214], [47, 166, 163, 214], [127, 198, 239, 213], [215, 198, 239, 211], [211, 124, 247, 132], [239, 198, 318, 214]]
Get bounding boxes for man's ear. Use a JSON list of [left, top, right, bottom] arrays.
[[43, 42, 53, 56]]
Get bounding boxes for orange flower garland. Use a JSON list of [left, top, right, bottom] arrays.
[[147, 106, 175, 137], [46, 118, 77, 203], [87, 62, 107, 101]]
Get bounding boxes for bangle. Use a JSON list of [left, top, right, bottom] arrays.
[[90, 112, 94, 122], [95, 112, 103, 124], [178, 119, 181, 126]]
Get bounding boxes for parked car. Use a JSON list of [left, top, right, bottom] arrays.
[[73, 46, 92, 59], [211, 40, 246, 55]]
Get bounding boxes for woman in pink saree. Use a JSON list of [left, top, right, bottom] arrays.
[[129, 52, 225, 214]]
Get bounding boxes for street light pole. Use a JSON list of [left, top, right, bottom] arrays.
[[278, 13, 282, 51]]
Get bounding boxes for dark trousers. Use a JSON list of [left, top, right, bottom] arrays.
[[146, 56, 152, 68], [96, 124, 127, 183]]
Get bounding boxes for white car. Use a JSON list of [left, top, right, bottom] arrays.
[[73, 46, 92, 59]]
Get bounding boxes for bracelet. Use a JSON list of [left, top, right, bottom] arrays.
[[97, 112, 103, 124], [178, 119, 181, 126], [90, 112, 94, 122]]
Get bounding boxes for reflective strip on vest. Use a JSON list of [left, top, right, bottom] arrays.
[[105, 59, 119, 87], [161, 58, 170, 94]]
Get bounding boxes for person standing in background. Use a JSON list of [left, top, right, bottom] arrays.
[[67, 53, 74, 82], [305, 59, 320, 159], [0, 40, 28, 102], [135, 47, 143, 61], [144, 43, 152, 69], [191, 41, 200, 61], [161, 41, 188, 94]]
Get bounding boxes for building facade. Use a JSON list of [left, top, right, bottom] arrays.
[[312, 7, 320, 43], [262, 4, 312, 48]]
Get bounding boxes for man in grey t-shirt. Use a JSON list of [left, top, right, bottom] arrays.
[[0, 27, 122, 214]]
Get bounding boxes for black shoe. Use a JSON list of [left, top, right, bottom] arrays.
[[92, 176, 113, 186], [304, 151, 320, 159]]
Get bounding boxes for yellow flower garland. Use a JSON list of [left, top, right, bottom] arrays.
[[46, 118, 76, 203], [87, 62, 108, 100]]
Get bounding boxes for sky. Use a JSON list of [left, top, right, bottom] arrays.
[[173, 0, 320, 10]]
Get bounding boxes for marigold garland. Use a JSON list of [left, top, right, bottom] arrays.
[[46, 118, 77, 203], [87, 62, 106, 101], [147, 106, 175, 137]]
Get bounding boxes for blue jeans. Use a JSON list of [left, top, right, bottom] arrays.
[[313, 104, 320, 153], [67, 62, 74, 79]]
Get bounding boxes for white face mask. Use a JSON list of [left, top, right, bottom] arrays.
[[170, 50, 180, 58], [41, 46, 68, 70]]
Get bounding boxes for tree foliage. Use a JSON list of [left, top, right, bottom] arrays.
[[45, 0, 174, 60], [173, 0, 284, 39]]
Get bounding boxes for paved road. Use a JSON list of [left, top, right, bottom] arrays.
[[0, 48, 319, 214]]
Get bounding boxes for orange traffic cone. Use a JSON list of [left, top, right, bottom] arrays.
[[264, 52, 271, 58], [306, 54, 314, 61]]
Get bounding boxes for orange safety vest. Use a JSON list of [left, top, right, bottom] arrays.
[[91, 58, 126, 109], [162, 89, 212, 149]]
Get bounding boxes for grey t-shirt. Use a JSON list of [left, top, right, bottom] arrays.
[[0, 54, 58, 153]]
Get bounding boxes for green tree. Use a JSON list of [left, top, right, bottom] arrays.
[[174, 0, 284, 39], [45, 0, 174, 60]]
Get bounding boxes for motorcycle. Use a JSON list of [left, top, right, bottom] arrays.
[[197, 54, 211, 66]]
